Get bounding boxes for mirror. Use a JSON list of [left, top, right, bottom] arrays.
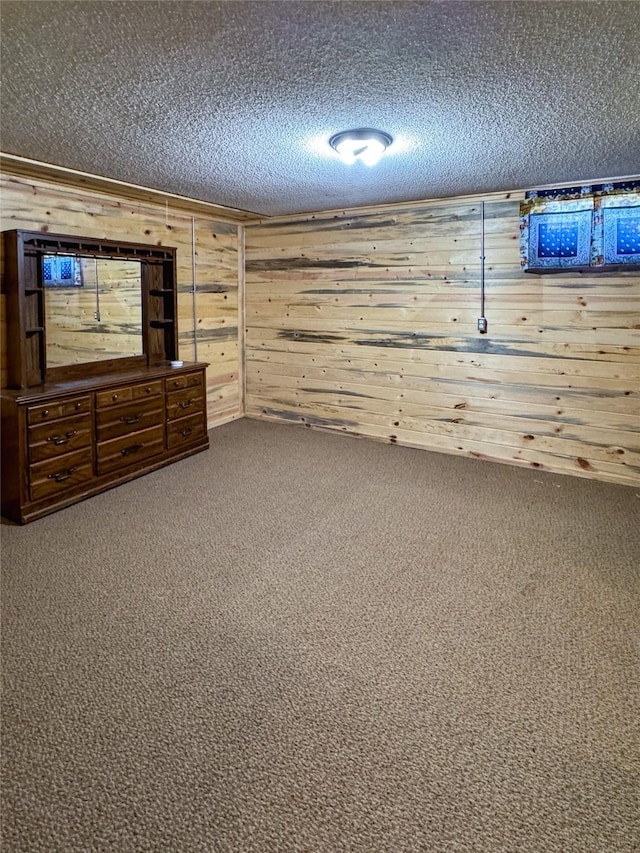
[[43, 255, 143, 368], [2, 229, 178, 389]]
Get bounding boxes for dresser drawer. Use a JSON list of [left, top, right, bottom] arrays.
[[96, 386, 132, 409], [165, 371, 203, 393], [27, 395, 91, 425], [95, 379, 163, 410], [166, 412, 206, 450], [96, 398, 163, 442], [30, 449, 94, 503], [29, 412, 92, 463], [166, 386, 204, 421], [132, 380, 163, 401], [96, 425, 165, 476]]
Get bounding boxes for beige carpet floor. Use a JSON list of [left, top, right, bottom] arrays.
[[2, 417, 639, 852]]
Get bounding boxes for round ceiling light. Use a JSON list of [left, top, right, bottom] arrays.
[[329, 128, 393, 166]]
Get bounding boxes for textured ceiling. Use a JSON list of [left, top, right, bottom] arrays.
[[1, 1, 639, 216]]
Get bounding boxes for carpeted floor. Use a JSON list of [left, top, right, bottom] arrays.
[[2, 417, 639, 852]]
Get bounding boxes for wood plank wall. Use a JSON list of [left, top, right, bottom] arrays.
[[0, 172, 242, 425], [245, 192, 640, 486]]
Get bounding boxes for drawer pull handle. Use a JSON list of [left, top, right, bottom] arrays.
[[181, 427, 193, 437], [120, 415, 140, 425], [47, 430, 77, 446], [173, 380, 180, 387], [75, 402, 82, 410], [41, 409, 50, 418], [112, 394, 119, 401], [145, 387, 152, 393], [179, 399, 194, 409], [121, 443, 143, 457], [48, 466, 77, 483]]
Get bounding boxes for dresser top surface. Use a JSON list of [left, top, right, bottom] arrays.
[[1, 362, 208, 404]]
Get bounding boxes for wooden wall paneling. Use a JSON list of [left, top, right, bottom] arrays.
[[247, 350, 640, 418], [0, 153, 256, 223], [0, 172, 242, 426], [245, 193, 640, 486], [191, 217, 241, 423], [248, 399, 640, 487], [246, 377, 640, 463]]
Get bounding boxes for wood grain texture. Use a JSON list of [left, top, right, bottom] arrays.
[[245, 193, 640, 486], [0, 172, 242, 425], [0, 153, 257, 223]]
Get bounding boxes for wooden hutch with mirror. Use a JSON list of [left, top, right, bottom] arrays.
[[1, 229, 209, 524]]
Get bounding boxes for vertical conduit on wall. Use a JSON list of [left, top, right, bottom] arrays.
[[191, 216, 198, 362], [478, 201, 488, 334], [238, 223, 246, 415]]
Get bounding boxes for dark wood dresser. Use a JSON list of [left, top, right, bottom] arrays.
[[1, 362, 209, 523], [1, 230, 212, 524]]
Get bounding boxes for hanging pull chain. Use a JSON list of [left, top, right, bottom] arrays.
[[93, 257, 101, 322]]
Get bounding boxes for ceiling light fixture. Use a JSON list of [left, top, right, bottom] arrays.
[[329, 128, 393, 166]]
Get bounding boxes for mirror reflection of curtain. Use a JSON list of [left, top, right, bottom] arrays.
[[42, 255, 83, 287]]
